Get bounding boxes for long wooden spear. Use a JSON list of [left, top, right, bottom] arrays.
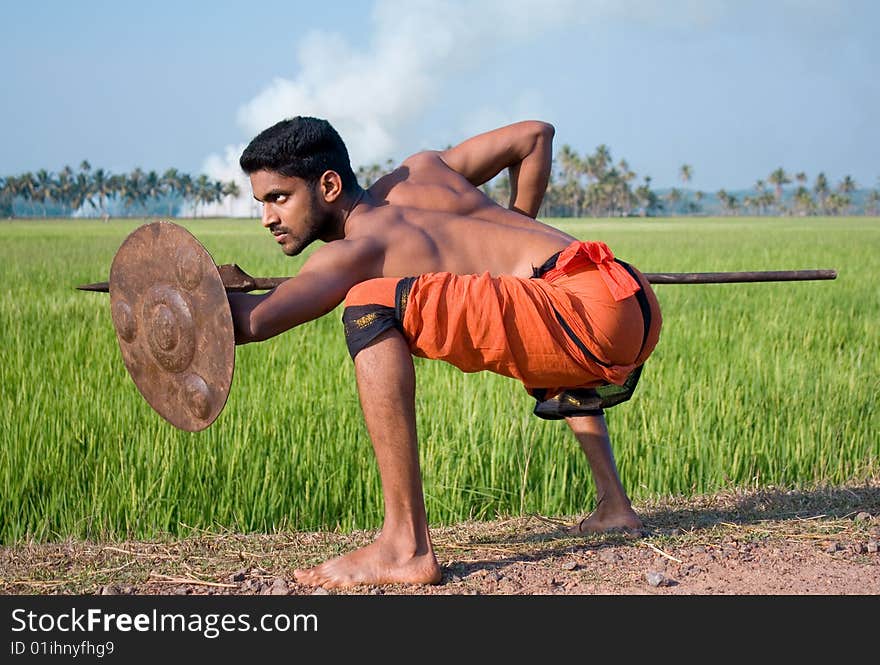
[[76, 264, 837, 293]]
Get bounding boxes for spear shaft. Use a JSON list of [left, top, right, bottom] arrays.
[[76, 265, 838, 293], [641, 269, 837, 284]]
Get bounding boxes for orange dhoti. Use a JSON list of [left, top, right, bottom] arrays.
[[342, 240, 662, 416]]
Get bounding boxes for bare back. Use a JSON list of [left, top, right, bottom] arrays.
[[232, 122, 581, 342], [351, 151, 575, 279]]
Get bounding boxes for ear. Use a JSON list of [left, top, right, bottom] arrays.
[[318, 170, 344, 203]]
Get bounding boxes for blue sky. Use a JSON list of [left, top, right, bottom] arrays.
[[2, 0, 877, 200]]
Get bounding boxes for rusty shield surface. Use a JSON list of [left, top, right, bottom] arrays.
[[109, 221, 234, 431]]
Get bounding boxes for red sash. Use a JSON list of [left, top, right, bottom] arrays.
[[541, 241, 640, 301]]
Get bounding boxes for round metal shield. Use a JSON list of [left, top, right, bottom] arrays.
[[109, 221, 234, 432]]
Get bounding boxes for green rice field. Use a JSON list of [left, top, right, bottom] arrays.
[[1, 216, 878, 543]]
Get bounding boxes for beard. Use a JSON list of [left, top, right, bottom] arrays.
[[278, 187, 334, 256]]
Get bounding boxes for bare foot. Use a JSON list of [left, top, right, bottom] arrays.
[[566, 506, 644, 536], [294, 536, 442, 589]]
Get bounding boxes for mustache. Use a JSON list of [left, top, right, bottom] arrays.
[[268, 223, 289, 236]]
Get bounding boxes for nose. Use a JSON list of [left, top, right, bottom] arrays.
[[261, 203, 279, 229]]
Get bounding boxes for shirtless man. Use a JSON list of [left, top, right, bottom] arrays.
[[228, 116, 662, 589]]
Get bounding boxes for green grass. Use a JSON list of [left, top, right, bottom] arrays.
[[1, 216, 878, 543]]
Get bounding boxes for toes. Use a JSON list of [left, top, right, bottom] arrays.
[[295, 564, 350, 589], [565, 518, 593, 535], [294, 567, 322, 586]]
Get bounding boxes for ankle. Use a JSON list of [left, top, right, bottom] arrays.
[[377, 522, 433, 558]]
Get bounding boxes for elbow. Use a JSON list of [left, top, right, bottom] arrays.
[[246, 304, 278, 344], [229, 292, 270, 345], [528, 121, 555, 142], [233, 310, 258, 345], [520, 121, 554, 157], [244, 315, 265, 344]]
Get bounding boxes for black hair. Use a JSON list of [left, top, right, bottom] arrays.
[[239, 116, 358, 193]]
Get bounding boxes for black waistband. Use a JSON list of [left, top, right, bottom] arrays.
[[532, 251, 563, 278], [616, 260, 652, 363]]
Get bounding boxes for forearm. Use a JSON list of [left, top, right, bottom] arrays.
[[507, 124, 553, 218], [227, 268, 351, 344], [228, 288, 314, 344], [231, 293, 334, 344], [438, 120, 555, 206]]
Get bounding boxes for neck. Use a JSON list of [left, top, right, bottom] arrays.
[[341, 188, 367, 229]]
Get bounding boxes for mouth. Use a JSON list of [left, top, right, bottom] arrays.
[[272, 230, 289, 244]]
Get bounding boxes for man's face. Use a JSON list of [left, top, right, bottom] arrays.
[[250, 170, 333, 256]]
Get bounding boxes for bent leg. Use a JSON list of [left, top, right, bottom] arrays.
[[293, 328, 441, 589], [565, 413, 643, 534]]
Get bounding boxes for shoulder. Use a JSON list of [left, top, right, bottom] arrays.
[[399, 150, 455, 179], [395, 150, 480, 195], [370, 151, 472, 206], [300, 235, 385, 281]]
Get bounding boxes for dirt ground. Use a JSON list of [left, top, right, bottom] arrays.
[[2, 481, 878, 596]]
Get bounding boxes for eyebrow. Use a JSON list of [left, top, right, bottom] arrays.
[[253, 188, 290, 203]]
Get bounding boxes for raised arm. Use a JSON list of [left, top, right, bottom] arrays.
[[438, 120, 555, 218]]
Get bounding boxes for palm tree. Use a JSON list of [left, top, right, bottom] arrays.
[[161, 168, 181, 216], [33, 169, 54, 217], [665, 188, 682, 215], [53, 166, 75, 214], [17, 172, 37, 216], [67, 160, 95, 216], [767, 167, 790, 212], [593, 144, 611, 175], [121, 168, 146, 217], [836, 176, 856, 215], [108, 174, 126, 215], [692, 190, 704, 214], [599, 167, 624, 216], [813, 172, 829, 214], [194, 174, 213, 218], [177, 173, 194, 216], [556, 144, 583, 216], [209, 180, 225, 216], [753, 179, 768, 215], [90, 168, 113, 220], [69, 171, 93, 215], [674, 164, 691, 215], [679, 164, 692, 186], [717, 189, 739, 216], [865, 190, 880, 216], [825, 192, 850, 216], [143, 171, 163, 212], [635, 176, 660, 217], [0, 176, 17, 217], [222, 180, 241, 217], [793, 186, 814, 216], [615, 159, 637, 216], [837, 175, 857, 194]]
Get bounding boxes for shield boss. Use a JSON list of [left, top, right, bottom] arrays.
[[109, 221, 234, 431]]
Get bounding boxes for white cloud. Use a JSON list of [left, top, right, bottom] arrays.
[[196, 0, 739, 215]]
